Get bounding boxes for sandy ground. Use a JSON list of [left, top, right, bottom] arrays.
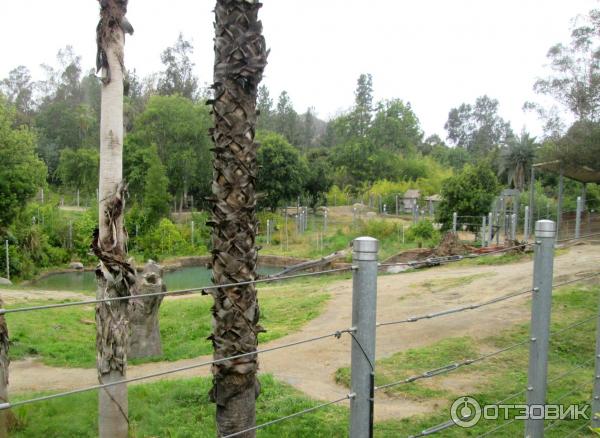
[[5, 243, 600, 421]]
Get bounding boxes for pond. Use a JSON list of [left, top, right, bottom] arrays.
[[30, 265, 282, 294]]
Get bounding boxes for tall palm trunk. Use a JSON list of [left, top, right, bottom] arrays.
[[94, 1, 134, 437], [209, 0, 268, 435]]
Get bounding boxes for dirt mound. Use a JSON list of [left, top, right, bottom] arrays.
[[383, 248, 433, 265], [433, 232, 472, 257]]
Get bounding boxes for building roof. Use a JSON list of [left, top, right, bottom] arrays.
[[403, 189, 420, 199], [533, 160, 600, 184], [425, 194, 442, 202]]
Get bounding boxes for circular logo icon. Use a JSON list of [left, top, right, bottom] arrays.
[[450, 397, 482, 428]]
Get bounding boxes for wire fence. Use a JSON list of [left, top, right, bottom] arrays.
[[1, 222, 599, 436]]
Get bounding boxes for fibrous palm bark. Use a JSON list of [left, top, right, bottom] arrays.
[[0, 298, 12, 438], [208, 0, 268, 435], [94, 1, 134, 437]]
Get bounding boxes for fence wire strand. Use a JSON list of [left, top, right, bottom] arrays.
[[0, 266, 355, 315], [375, 338, 529, 392], [221, 393, 355, 438], [0, 328, 354, 411]]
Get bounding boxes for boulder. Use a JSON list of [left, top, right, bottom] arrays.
[[69, 262, 84, 270], [0, 278, 11, 286]]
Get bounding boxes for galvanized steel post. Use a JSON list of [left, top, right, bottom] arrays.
[[576, 196, 582, 239], [452, 212, 457, 234], [524, 206, 530, 242], [511, 214, 517, 241], [4, 241, 8, 282], [592, 291, 600, 428], [481, 216, 487, 247], [525, 220, 556, 438], [350, 237, 378, 438], [488, 212, 493, 245]]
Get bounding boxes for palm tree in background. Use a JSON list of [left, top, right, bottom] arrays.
[[208, 0, 268, 435], [499, 132, 537, 191], [94, 1, 135, 436]]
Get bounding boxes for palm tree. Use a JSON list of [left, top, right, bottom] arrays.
[[94, 1, 134, 437], [209, 0, 268, 435], [499, 132, 537, 191]]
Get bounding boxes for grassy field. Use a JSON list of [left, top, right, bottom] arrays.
[[11, 375, 349, 438], [334, 283, 599, 436], [8, 273, 350, 368], [11, 282, 597, 437]]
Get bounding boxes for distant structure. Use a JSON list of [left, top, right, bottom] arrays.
[[402, 189, 421, 213], [425, 194, 442, 216]]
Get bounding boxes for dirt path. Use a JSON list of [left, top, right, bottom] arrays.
[[7, 244, 600, 421]]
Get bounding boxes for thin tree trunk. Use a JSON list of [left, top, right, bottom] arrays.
[[209, 1, 268, 436], [95, 2, 134, 437], [128, 261, 165, 359]]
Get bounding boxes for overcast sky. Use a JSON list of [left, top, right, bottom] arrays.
[[1, 0, 597, 139]]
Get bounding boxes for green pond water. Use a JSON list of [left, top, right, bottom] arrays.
[[30, 266, 282, 294]]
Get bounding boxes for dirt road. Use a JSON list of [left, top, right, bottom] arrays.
[[6, 244, 600, 420]]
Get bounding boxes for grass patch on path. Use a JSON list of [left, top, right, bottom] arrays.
[[8, 273, 349, 368]]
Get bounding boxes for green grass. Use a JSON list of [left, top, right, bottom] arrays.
[[8, 274, 349, 368], [335, 284, 600, 436], [11, 374, 350, 438], [13, 281, 596, 438]]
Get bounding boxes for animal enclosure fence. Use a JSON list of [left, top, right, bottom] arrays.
[[0, 222, 599, 437]]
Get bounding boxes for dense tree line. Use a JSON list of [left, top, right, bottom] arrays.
[[2, 6, 600, 274]]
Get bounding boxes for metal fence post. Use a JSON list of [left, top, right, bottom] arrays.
[[488, 212, 493, 245], [511, 214, 517, 241], [592, 289, 600, 428], [481, 216, 487, 247], [576, 196, 582, 239], [191, 221, 195, 246], [452, 212, 457, 234], [350, 237, 378, 438], [524, 206, 530, 242], [4, 241, 8, 282], [525, 220, 556, 438]]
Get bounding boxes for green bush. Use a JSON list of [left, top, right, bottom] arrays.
[[358, 220, 397, 240], [136, 219, 194, 260], [406, 220, 439, 243]]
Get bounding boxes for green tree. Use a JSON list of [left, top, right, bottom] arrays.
[[369, 99, 423, 154], [498, 132, 537, 190], [445, 95, 513, 156], [143, 146, 171, 225], [0, 65, 35, 126], [273, 90, 300, 144], [257, 132, 307, 211], [127, 95, 212, 208], [532, 9, 600, 123], [57, 147, 99, 194], [304, 149, 333, 208], [0, 97, 47, 229], [353, 73, 373, 136], [157, 34, 199, 100], [437, 163, 501, 230]]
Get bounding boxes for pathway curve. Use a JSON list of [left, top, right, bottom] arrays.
[[6, 244, 600, 421]]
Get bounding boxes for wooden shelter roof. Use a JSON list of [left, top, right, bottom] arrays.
[[533, 160, 600, 184]]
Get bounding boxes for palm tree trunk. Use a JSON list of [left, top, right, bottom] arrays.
[[95, 2, 134, 437], [0, 298, 14, 438], [209, 1, 268, 436]]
